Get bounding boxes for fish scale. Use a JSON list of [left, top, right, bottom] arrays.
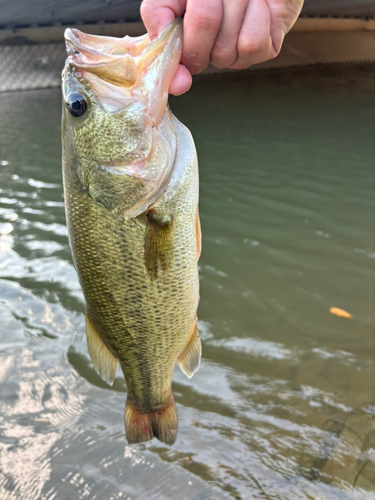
[[62, 20, 201, 444]]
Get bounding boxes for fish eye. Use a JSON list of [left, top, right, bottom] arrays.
[[66, 92, 88, 117]]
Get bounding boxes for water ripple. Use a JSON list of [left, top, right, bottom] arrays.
[[0, 67, 374, 499]]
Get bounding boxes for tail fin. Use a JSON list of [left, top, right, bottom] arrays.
[[150, 398, 178, 445], [125, 396, 178, 445]]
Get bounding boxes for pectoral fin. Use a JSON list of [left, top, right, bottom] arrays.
[[86, 311, 118, 385], [145, 211, 174, 280], [178, 319, 201, 378]]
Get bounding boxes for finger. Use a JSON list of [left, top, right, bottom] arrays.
[[181, 0, 223, 75], [169, 64, 192, 95], [265, 0, 304, 55], [141, 0, 191, 95], [141, 0, 186, 39], [231, 0, 273, 70], [264, 0, 285, 54], [283, 0, 304, 34], [210, 0, 249, 69]]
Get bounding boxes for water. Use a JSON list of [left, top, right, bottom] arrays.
[[0, 64, 374, 499]]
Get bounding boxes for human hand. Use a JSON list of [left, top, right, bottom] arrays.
[[141, 0, 304, 95]]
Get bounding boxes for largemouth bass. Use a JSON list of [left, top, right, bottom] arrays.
[[61, 20, 201, 445]]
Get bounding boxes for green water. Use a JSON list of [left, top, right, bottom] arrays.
[[0, 64, 374, 499]]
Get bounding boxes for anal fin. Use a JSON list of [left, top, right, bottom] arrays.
[[86, 310, 118, 385], [178, 318, 201, 378]]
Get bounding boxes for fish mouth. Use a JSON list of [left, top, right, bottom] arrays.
[[64, 19, 182, 88]]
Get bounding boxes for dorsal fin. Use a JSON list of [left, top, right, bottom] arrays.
[[196, 207, 202, 260]]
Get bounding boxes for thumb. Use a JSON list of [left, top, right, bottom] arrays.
[[141, 1, 186, 39]]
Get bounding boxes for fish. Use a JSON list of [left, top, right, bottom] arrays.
[[61, 20, 201, 445]]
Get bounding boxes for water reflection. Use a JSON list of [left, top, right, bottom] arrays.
[[0, 65, 374, 499]]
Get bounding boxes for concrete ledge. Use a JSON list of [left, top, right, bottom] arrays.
[[1, 17, 374, 45], [0, 22, 146, 44], [1, 0, 374, 28], [0, 19, 374, 92]]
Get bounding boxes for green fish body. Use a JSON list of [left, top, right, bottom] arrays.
[[61, 21, 201, 445]]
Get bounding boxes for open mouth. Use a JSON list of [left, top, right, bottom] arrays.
[[64, 20, 182, 89]]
